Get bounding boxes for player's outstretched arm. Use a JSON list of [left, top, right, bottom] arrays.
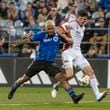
[[10, 31, 34, 48]]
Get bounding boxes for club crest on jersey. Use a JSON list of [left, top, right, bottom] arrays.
[[53, 36, 58, 42]]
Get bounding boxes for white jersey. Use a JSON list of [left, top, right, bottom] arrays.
[[61, 20, 89, 69], [65, 13, 76, 22], [61, 20, 85, 50]]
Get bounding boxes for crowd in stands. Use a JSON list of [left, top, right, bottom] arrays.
[[0, 0, 110, 58]]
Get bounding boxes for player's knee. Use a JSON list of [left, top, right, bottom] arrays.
[[55, 73, 66, 83], [64, 68, 73, 79], [83, 66, 95, 78], [65, 73, 73, 79], [17, 77, 24, 83], [55, 73, 61, 80]]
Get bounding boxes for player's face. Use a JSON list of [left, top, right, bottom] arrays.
[[45, 25, 55, 36], [77, 16, 87, 26]]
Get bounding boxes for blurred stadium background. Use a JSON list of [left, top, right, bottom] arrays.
[[0, 0, 110, 110]]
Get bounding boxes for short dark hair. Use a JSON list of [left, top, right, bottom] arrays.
[[9, 1, 14, 5], [77, 10, 88, 17]]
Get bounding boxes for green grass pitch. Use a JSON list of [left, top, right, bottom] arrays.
[[0, 87, 110, 110]]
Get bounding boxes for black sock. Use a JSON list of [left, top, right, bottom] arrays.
[[12, 82, 21, 90]]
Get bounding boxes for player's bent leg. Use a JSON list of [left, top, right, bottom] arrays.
[[64, 67, 74, 79], [55, 73, 85, 104], [83, 65, 108, 101], [51, 67, 73, 98], [8, 74, 30, 100]]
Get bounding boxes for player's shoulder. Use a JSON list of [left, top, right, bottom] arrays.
[[37, 31, 47, 37], [68, 20, 78, 26], [68, 20, 76, 23], [37, 31, 46, 35], [33, 31, 46, 40], [62, 20, 78, 28]]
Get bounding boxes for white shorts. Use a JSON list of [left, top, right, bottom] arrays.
[[61, 48, 90, 70]]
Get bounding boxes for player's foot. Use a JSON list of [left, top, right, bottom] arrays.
[[8, 87, 16, 99], [8, 82, 20, 100], [51, 83, 59, 98], [97, 91, 107, 102], [51, 89, 58, 98], [72, 93, 85, 104]]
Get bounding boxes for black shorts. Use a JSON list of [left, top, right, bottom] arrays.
[[26, 60, 61, 78]]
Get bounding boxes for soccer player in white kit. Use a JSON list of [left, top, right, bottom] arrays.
[[52, 10, 107, 101]]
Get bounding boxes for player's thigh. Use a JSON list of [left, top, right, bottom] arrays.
[[45, 64, 61, 78], [75, 56, 94, 77], [65, 67, 74, 78], [74, 55, 90, 70], [26, 61, 45, 77], [61, 50, 73, 68]]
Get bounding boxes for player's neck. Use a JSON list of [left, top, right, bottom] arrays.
[[76, 20, 83, 27]]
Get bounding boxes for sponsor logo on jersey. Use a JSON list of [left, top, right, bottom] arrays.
[[53, 36, 58, 42], [43, 38, 52, 42]]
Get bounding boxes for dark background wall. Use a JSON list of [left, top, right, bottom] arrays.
[[0, 58, 108, 87]]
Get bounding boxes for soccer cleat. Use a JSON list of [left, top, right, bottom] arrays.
[[97, 91, 107, 102], [8, 87, 16, 100], [8, 82, 20, 100], [72, 93, 85, 104], [51, 82, 59, 98], [51, 89, 58, 98]]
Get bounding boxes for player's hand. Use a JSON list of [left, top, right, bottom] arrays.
[[26, 31, 34, 38], [65, 37, 73, 45], [10, 44, 17, 48], [22, 31, 33, 39], [22, 37, 30, 43], [22, 36, 28, 40]]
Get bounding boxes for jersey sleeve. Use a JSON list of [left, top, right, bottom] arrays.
[[31, 32, 44, 41], [60, 22, 70, 32], [60, 21, 77, 32], [69, 20, 77, 30]]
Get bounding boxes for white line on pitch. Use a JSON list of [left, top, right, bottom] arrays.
[[0, 100, 110, 106], [65, 100, 110, 104]]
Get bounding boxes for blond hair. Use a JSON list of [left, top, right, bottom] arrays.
[[44, 20, 55, 27]]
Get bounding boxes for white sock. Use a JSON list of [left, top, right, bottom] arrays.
[[53, 81, 60, 88], [90, 77, 100, 98]]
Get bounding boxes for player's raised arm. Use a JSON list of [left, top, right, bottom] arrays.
[[56, 24, 73, 45], [10, 31, 34, 48]]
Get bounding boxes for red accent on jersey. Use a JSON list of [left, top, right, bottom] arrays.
[[60, 22, 75, 52], [62, 43, 71, 52], [60, 25, 65, 30]]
